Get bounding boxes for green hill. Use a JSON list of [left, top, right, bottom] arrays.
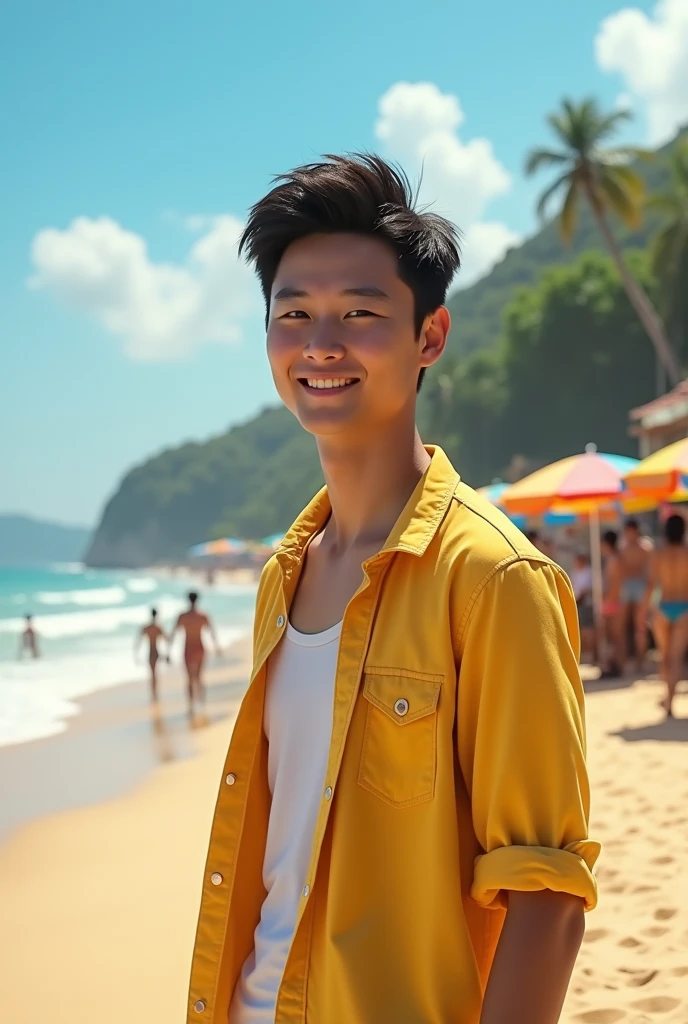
[[85, 129, 687, 567]]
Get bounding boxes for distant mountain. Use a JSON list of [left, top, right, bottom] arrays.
[[0, 515, 92, 565]]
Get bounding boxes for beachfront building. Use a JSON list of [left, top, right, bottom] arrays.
[[629, 380, 688, 458]]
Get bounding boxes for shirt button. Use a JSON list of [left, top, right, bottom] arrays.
[[324, 786, 332, 801], [394, 698, 409, 717], [225, 773, 236, 786], [194, 1000, 206, 1013], [210, 872, 223, 886], [276, 614, 285, 628], [302, 884, 310, 898]]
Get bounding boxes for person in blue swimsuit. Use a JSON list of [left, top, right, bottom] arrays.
[[643, 514, 688, 718]]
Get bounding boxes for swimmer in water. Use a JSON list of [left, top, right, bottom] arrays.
[[18, 615, 40, 660]]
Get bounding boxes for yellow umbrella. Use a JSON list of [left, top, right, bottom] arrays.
[[623, 437, 688, 500]]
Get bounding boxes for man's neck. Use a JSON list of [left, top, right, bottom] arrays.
[[316, 417, 431, 553]]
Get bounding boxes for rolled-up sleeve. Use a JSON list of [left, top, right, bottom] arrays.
[[457, 557, 600, 911]]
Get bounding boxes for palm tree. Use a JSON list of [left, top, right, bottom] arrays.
[[525, 98, 682, 387], [648, 138, 688, 357]]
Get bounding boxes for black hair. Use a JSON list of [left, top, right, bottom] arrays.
[[603, 529, 618, 549], [526, 529, 539, 543], [188, 591, 198, 605], [151, 608, 157, 618], [239, 153, 462, 392], [26, 614, 32, 623], [665, 514, 686, 545], [624, 518, 639, 532]]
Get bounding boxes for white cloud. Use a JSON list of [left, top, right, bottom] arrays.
[[375, 82, 520, 284], [596, 0, 688, 144], [29, 214, 260, 361]]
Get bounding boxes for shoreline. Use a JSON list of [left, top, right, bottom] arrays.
[[0, 634, 252, 842]]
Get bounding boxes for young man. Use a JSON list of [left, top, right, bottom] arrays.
[[187, 155, 599, 1024], [135, 607, 168, 702], [601, 530, 623, 679], [170, 592, 220, 712]]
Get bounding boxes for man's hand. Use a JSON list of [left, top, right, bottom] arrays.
[[480, 889, 585, 1024]]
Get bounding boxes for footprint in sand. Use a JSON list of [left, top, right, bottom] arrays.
[[607, 884, 626, 894], [650, 855, 674, 865], [584, 928, 610, 943], [632, 885, 658, 894], [619, 968, 658, 987], [631, 996, 680, 1012], [575, 1010, 626, 1023], [642, 926, 669, 938], [619, 936, 644, 949], [654, 908, 676, 921], [672, 966, 688, 977]]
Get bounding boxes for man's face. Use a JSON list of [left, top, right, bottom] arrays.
[[624, 525, 639, 543], [266, 233, 448, 439]]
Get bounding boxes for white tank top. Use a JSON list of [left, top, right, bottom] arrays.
[[229, 618, 341, 1023]]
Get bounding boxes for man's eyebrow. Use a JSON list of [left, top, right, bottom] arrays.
[[273, 287, 309, 301], [341, 286, 390, 299]]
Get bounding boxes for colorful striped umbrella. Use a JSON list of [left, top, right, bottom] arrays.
[[623, 437, 688, 500], [477, 482, 577, 526], [501, 448, 639, 516], [188, 537, 248, 557]]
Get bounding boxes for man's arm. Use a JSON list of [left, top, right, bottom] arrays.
[[205, 615, 221, 655], [480, 891, 585, 1024]]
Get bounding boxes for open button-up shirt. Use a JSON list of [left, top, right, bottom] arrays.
[[187, 446, 600, 1023]]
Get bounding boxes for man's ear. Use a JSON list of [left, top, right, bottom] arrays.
[[419, 306, 451, 370]]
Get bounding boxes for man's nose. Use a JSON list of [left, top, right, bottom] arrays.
[[303, 324, 345, 361]]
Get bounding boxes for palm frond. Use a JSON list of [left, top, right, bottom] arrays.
[[646, 192, 681, 216], [524, 148, 569, 176], [596, 168, 643, 229], [535, 171, 573, 222], [651, 222, 684, 283], [594, 108, 633, 142], [604, 163, 645, 203]]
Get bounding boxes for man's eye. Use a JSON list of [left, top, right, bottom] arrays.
[[345, 309, 376, 318], [280, 310, 310, 319]]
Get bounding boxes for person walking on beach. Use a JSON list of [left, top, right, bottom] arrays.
[[18, 615, 40, 660], [643, 513, 688, 718], [571, 552, 595, 662], [135, 608, 168, 703], [619, 519, 652, 672], [600, 529, 623, 678], [186, 154, 598, 1024], [170, 592, 219, 712]]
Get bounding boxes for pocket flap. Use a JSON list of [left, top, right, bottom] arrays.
[[363, 668, 442, 725]]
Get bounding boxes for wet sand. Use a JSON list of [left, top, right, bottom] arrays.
[[0, 655, 686, 1023]]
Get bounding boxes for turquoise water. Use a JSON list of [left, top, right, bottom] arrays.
[[0, 564, 256, 747]]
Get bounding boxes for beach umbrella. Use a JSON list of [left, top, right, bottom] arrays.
[[260, 533, 285, 550], [477, 482, 577, 527], [502, 446, 640, 631], [188, 537, 248, 558], [623, 437, 688, 500]]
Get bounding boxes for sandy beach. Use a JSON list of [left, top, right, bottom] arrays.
[[0, 649, 686, 1024]]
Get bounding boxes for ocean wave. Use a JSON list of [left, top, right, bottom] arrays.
[[125, 577, 158, 593], [36, 586, 128, 607], [0, 596, 186, 639]]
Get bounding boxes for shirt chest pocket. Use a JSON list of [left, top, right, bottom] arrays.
[[358, 667, 443, 808]]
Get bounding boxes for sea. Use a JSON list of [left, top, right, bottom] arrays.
[[0, 564, 257, 749]]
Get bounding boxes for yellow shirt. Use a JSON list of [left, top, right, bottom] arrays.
[[187, 446, 600, 1023]]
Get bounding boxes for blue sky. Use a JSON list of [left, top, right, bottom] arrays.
[[3, 0, 685, 526]]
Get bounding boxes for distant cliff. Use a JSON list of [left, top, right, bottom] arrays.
[[0, 515, 91, 565], [85, 406, 322, 567]]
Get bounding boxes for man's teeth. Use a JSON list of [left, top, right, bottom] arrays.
[[305, 378, 354, 389]]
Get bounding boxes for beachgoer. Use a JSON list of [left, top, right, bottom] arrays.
[[619, 518, 652, 672], [135, 608, 168, 703], [642, 513, 688, 718], [526, 528, 554, 559], [600, 529, 623, 678], [571, 552, 595, 661], [186, 154, 598, 1024], [170, 591, 219, 711], [18, 615, 39, 660]]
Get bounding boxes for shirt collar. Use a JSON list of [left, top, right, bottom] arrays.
[[275, 445, 460, 569]]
